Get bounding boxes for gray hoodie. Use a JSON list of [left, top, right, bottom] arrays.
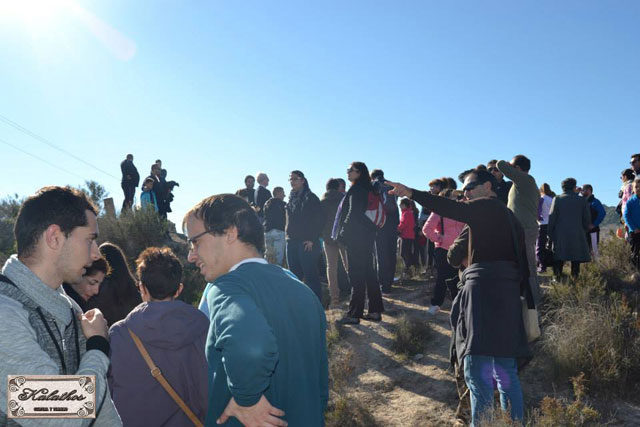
[[0, 255, 122, 426]]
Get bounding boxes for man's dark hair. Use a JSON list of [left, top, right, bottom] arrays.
[[442, 177, 457, 190], [476, 164, 487, 171], [273, 186, 285, 196], [184, 194, 265, 253], [371, 169, 384, 180], [85, 257, 110, 277], [336, 178, 346, 188], [561, 177, 577, 192], [467, 169, 498, 192], [582, 184, 593, 193], [487, 159, 498, 166], [631, 153, 640, 161], [512, 155, 531, 172], [136, 247, 182, 300], [15, 186, 98, 258], [458, 168, 475, 183], [326, 178, 340, 191], [244, 175, 255, 185], [622, 168, 635, 181], [126, 154, 133, 160], [428, 178, 445, 188], [155, 159, 162, 164]]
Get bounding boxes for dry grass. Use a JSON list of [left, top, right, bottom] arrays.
[[391, 314, 433, 357], [325, 394, 378, 427], [542, 237, 640, 396]]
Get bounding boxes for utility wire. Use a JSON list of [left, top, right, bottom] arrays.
[[0, 137, 88, 181], [0, 114, 119, 181]]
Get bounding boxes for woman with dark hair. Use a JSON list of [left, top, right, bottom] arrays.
[[86, 242, 142, 326], [63, 257, 110, 312], [286, 170, 325, 301], [337, 161, 384, 324]]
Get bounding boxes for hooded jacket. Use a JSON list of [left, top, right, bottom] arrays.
[[108, 300, 209, 426], [0, 256, 121, 426]]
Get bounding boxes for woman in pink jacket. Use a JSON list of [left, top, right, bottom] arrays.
[[421, 189, 466, 315], [398, 198, 417, 271]]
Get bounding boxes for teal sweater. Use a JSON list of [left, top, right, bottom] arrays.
[[205, 262, 328, 426]]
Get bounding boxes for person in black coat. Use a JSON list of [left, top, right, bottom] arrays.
[[285, 170, 325, 301], [372, 169, 399, 293], [120, 154, 140, 211], [338, 162, 384, 324]]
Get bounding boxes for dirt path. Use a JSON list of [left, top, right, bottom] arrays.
[[327, 278, 460, 426], [326, 276, 640, 426]]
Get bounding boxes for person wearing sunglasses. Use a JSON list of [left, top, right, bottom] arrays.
[[487, 159, 512, 205], [386, 169, 532, 426], [630, 153, 640, 176]]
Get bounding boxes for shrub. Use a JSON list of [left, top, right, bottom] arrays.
[[325, 394, 378, 427], [391, 314, 432, 357], [528, 374, 601, 426], [542, 237, 640, 396], [97, 207, 205, 306]]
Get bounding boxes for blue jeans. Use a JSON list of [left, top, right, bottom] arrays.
[[286, 239, 322, 301], [463, 355, 523, 425], [265, 229, 286, 266]]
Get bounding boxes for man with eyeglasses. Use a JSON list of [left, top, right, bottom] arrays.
[[487, 160, 512, 205], [386, 170, 533, 426], [184, 194, 327, 427]]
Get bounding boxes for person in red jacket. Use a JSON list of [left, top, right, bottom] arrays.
[[398, 198, 417, 274]]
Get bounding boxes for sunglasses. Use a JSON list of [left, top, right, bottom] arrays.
[[463, 181, 480, 191], [347, 168, 359, 173]]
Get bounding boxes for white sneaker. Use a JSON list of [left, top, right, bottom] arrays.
[[428, 305, 440, 315]]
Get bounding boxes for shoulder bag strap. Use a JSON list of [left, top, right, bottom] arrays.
[[128, 329, 203, 427]]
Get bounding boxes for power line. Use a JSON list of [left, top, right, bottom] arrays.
[[0, 114, 119, 181], [0, 137, 89, 181]]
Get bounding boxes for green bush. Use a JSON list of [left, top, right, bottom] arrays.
[[97, 207, 205, 306]]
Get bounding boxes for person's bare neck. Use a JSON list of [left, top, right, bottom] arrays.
[[228, 244, 262, 269], [19, 255, 62, 290]]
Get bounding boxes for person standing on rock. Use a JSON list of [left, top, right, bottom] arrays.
[[120, 153, 140, 211], [387, 169, 532, 426]]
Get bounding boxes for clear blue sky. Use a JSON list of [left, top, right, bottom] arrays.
[[1, 0, 639, 224]]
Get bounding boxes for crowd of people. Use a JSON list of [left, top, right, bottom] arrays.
[[0, 152, 636, 426]]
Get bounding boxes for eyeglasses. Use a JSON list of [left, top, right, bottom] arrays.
[[488, 167, 498, 172], [187, 230, 213, 249], [631, 159, 638, 164], [347, 168, 359, 173], [463, 181, 480, 192]]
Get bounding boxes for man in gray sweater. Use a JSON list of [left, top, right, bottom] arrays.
[[0, 186, 121, 426]]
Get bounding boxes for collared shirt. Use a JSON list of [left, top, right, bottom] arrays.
[[230, 257, 269, 272], [199, 258, 269, 318]]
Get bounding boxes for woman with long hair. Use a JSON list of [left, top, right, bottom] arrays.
[[536, 183, 555, 272], [337, 161, 384, 323], [285, 170, 325, 301], [86, 242, 141, 326]]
